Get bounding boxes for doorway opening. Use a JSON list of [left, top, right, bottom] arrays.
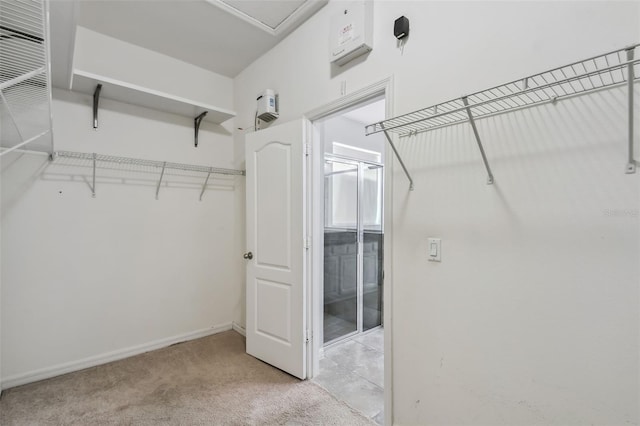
[[312, 96, 386, 425]]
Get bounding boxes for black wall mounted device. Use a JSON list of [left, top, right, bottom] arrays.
[[394, 16, 409, 39]]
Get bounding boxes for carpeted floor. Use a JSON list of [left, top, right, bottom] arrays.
[[0, 330, 374, 425]]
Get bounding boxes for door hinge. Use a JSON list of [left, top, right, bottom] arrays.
[[304, 142, 311, 157], [304, 236, 312, 249], [305, 329, 312, 344]]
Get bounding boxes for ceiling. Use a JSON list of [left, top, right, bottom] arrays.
[[48, 0, 327, 87], [342, 98, 386, 125], [216, 0, 309, 32]]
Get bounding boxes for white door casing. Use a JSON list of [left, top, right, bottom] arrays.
[[245, 119, 307, 379]]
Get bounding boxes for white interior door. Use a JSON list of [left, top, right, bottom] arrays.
[[245, 119, 307, 379]]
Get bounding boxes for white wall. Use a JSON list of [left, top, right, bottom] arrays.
[[234, 1, 640, 425], [0, 83, 243, 387], [321, 115, 385, 162], [0, 161, 2, 392], [72, 26, 233, 109]]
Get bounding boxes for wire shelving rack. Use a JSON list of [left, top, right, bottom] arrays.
[[55, 150, 245, 200], [0, 0, 54, 157], [365, 43, 640, 190]]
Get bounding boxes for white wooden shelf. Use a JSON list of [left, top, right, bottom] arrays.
[[70, 69, 236, 125]]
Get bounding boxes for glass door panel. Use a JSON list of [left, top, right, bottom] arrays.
[[362, 164, 383, 331], [323, 159, 359, 343]]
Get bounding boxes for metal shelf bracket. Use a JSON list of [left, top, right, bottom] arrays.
[[199, 169, 212, 201], [626, 48, 636, 174], [93, 84, 102, 129], [381, 124, 414, 191], [91, 152, 96, 198], [156, 161, 166, 200], [194, 111, 208, 147], [365, 44, 639, 182], [462, 96, 495, 185], [0, 91, 25, 142]]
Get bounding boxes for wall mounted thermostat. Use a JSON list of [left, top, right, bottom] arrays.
[[394, 16, 409, 39], [329, 1, 373, 66]]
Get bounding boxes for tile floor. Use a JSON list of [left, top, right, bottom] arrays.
[[313, 327, 384, 425], [323, 312, 357, 343]]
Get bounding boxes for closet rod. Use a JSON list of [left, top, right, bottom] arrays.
[[366, 43, 640, 137], [55, 150, 246, 176], [366, 43, 640, 189], [54, 150, 245, 200]]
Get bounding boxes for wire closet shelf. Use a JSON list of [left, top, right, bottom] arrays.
[[366, 43, 640, 189], [56, 151, 245, 176], [0, 0, 54, 157], [55, 150, 245, 200]]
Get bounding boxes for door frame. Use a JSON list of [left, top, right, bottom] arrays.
[[304, 76, 394, 426]]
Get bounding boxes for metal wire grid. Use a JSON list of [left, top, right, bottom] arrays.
[[366, 44, 640, 137], [0, 0, 53, 155], [0, 1, 46, 86], [55, 151, 246, 176], [2, 79, 49, 115]]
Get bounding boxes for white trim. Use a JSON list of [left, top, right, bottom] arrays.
[[273, 0, 328, 37], [67, 0, 79, 90], [307, 120, 324, 378], [305, 78, 392, 122], [204, 0, 327, 37], [304, 118, 314, 379], [1, 322, 233, 390], [232, 321, 246, 337], [382, 79, 395, 426]]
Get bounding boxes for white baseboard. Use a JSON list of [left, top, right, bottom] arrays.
[[1, 322, 233, 390], [232, 321, 246, 336]]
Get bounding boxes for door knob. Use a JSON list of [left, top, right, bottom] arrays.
[[243, 252, 253, 260]]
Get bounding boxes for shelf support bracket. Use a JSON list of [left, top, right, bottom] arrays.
[[156, 161, 166, 200], [194, 111, 208, 147], [199, 169, 212, 201], [462, 96, 495, 185], [381, 124, 414, 191], [626, 48, 636, 174], [91, 152, 97, 198], [93, 84, 102, 129], [0, 90, 26, 142]]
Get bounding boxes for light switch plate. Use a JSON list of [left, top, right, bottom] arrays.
[[428, 238, 441, 262]]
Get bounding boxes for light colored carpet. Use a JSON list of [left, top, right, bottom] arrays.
[[0, 330, 374, 425]]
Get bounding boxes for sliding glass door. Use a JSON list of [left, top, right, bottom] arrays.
[[323, 156, 383, 344], [362, 163, 383, 332], [323, 159, 359, 342]]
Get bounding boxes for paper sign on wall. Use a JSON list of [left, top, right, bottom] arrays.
[[329, 1, 372, 66]]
